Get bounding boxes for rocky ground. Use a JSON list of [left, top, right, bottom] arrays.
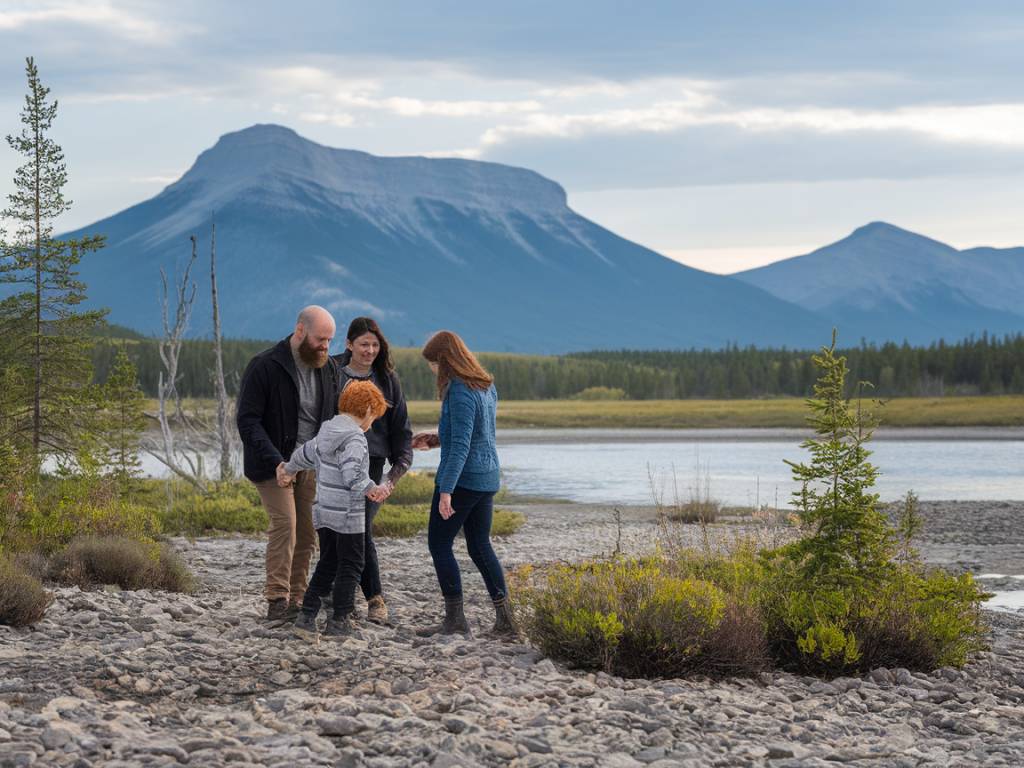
[[1, 501, 1023, 767]]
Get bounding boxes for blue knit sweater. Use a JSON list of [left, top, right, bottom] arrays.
[[435, 379, 500, 494]]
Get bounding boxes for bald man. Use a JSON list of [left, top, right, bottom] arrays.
[[237, 306, 341, 622]]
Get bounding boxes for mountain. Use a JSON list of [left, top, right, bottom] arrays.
[[734, 222, 1024, 344], [64, 124, 827, 353]]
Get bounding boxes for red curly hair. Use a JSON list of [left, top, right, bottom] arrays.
[[338, 380, 388, 420]]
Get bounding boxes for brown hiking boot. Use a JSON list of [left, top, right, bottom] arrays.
[[416, 595, 471, 637], [266, 598, 298, 623], [489, 596, 518, 638], [367, 595, 388, 624]]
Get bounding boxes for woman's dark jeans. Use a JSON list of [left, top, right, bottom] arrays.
[[427, 486, 507, 600], [360, 458, 386, 600], [302, 528, 365, 618]]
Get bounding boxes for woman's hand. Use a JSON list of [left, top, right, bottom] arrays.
[[412, 432, 440, 450], [438, 492, 455, 520]]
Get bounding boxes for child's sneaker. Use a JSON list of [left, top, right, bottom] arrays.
[[324, 614, 355, 638], [293, 610, 318, 634], [366, 595, 388, 624]]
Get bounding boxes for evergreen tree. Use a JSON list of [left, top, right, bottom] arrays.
[[784, 331, 893, 589], [0, 57, 106, 471], [98, 347, 145, 486]]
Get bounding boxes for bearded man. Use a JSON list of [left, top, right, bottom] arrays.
[[237, 306, 341, 622]]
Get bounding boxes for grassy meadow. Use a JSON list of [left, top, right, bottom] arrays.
[[146, 395, 1024, 429], [406, 395, 1024, 429]]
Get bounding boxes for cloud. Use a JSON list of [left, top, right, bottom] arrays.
[[299, 111, 355, 128], [0, 1, 192, 43]]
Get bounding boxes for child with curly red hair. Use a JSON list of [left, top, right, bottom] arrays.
[[278, 379, 388, 637]]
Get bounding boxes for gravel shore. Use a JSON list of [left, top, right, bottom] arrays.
[[1, 500, 1022, 767]]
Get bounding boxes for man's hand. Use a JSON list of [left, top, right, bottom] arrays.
[[412, 432, 440, 450], [276, 462, 294, 488], [438, 492, 455, 520]]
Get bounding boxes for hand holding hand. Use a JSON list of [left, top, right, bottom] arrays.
[[412, 432, 440, 450], [276, 462, 294, 488], [438, 492, 455, 520], [366, 484, 388, 503]]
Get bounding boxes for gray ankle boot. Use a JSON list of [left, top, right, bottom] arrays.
[[490, 596, 517, 637], [416, 594, 471, 636]]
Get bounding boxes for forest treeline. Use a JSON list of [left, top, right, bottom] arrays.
[[91, 329, 1024, 400]]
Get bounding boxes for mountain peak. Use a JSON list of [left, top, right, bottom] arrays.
[[174, 124, 568, 213]]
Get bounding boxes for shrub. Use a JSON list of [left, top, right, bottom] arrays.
[[11, 482, 161, 554], [491, 509, 526, 536], [160, 490, 267, 535], [574, 386, 627, 401], [374, 505, 429, 537], [50, 536, 195, 593], [387, 472, 436, 505], [373, 505, 525, 538], [516, 556, 768, 677], [387, 472, 510, 506], [758, 332, 988, 676], [0, 556, 51, 626]]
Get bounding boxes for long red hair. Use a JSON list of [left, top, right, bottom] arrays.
[[421, 331, 493, 398]]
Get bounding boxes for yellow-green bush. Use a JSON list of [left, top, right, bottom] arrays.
[[50, 535, 195, 593], [515, 557, 766, 677], [9, 478, 161, 554], [374, 505, 429, 537], [387, 472, 436, 505], [160, 490, 267, 535], [373, 505, 525, 538], [0, 556, 51, 626]]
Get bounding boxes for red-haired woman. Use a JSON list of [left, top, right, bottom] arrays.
[[413, 330, 515, 637]]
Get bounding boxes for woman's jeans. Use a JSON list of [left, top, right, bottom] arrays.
[[302, 528, 365, 618], [427, 486, 507, 600], [361, 458, 386, 600]]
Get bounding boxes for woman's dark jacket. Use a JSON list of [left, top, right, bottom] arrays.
[[237, 337, 341, 483], [333, 350, 414, 484]]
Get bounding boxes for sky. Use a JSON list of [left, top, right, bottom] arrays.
[[3, 0, 1024, 273]]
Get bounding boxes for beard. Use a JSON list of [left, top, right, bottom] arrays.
[[297, 336, 329, 368]]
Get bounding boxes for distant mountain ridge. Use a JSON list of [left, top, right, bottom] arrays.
[[734, 222, 1024, 344], [64, 124, 826, 353]]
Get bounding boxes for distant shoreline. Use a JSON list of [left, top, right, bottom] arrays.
[[488, 426, 1024, 444], [407, 395, 1024, 430]]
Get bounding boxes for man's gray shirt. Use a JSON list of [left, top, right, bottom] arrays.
[[292, 349, 320, 446]]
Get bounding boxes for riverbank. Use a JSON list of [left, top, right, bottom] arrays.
[[1, 500, 1021, 766]]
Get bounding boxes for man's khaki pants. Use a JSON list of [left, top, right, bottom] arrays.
[[255, 470, 317, 604]]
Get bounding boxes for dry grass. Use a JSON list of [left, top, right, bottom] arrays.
[[407, 395, 1024, 428], [0, 556, 52, 626], [50, 536, 196, 593]]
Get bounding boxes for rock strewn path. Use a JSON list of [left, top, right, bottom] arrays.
[[0, 502, 1022, 767]]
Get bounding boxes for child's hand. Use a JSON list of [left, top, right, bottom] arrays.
[[276, 462, 295, 488], [366, 485, 387, 502]]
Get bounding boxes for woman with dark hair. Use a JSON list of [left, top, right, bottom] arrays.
[[412, 330, 515, 637], [332, 316, 413, 624]]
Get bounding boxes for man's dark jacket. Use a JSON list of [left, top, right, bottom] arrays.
[[237, 337, 341, 483], [333, 349, 414, 484]]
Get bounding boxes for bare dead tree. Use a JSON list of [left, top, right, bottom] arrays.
[[144, 238, 207, 491], [209, 215, 234, 481]]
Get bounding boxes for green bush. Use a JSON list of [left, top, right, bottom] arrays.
[[0, 556, 51, 626], [387, 472, 436, 505], [374, 505, 429, 537], [757, 333, 988, 676], [7, 474, 161, 553], [160, 490, 267, 535], [491, 509, 526, 536], [372, 505, 525, 538], [50, 536, 196, 593], [515, 557, 768, 677]]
